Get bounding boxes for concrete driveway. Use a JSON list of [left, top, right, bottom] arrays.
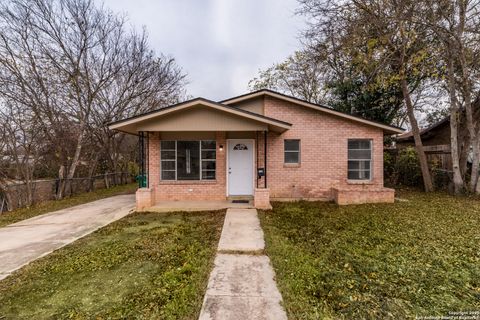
[[0, 194, 135, 280]]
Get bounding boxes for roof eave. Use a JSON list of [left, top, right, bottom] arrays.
[[222, 89, 405, 134], [108, 98, 292, 134]]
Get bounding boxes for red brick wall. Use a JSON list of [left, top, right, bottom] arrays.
[[333, 187, 395, 205], [144, 96, 389, 205], [263, 96, 385, 200], [148, 132, 227, 202], [136, 188, 154, 210], [254, 188, 272, 209]]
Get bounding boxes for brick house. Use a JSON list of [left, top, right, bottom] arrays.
[[109, 89, 403, 210]]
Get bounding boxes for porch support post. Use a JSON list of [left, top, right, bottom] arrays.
[[146, 132, 149, 188], [264, 130, 267, 188], [136, 131, 155, 211], [138, 131, 145, 188], [256, 131, 259, 188], [254, 130, 272, 210]]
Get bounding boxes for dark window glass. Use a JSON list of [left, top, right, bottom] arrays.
[[285, 139, 300, 151], [348, 140, 371, 150], [201, 140, 216, 150], [162, 161, 175, 170], [284, 139, 300, 164], [202, 161, 216, 170], [348, 149, 371, 160], [201, 150, 216, 159], [201, 140, 216, 180], [348, 139, 372, 180], [161, 150, 175, 160], [202, 170, 216, 180], [161, 171, 175, 180], [177, 141, 200, 180], [348, 170, 370, 180], [160, 140, 216, 181], [233, 143, 248, 150], [161, 141, 176, 150], [160, 141, 176, 180], [285, 152, 299, 163]]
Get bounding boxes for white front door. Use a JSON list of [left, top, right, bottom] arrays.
[[228, 139, 254, 196]]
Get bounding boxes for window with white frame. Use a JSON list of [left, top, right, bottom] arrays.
[[161, 140, 216, 180], [348, 139, 372, 180], [201, 141, 216, 179], [284, 139, 300, 164], [161, 141, 176, 180]]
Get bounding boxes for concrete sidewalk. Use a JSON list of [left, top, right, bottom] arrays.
[[217, 208, 264, 252], [199, 208, 287, 320], [0, 194, 135, 280]]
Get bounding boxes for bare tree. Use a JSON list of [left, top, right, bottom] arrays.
[[89, 30, 186, 182], [0, 102, 43, 206], [0, 0, 186, 200]]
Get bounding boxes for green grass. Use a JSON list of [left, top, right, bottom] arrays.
[[259, 190, 480, 319], [0, 210, 224, 319], [0, 183, 137, 228]]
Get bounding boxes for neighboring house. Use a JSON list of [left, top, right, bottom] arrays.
[[109, 89, 403, 210], [396, 117, 452, 170]]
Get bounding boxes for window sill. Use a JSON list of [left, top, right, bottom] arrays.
[[283, 163, 301, 168], [158, 180, 217, 185], [347, 179, 374, 185]]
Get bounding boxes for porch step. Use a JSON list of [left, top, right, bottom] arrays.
[[227, 195, 254, 201]]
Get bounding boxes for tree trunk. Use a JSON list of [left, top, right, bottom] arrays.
[[25, 177, 33, 207], [56, 165, 66, 199], [400, 79, 434, 192], [104, 172, 110, 189], [450, 112, 465, 194], [62, 130, 84, 197], [87, 153, 99, 192], [446, 56, 465, 194], [470, 140, 480, 192], [458, 117, 470, 178]]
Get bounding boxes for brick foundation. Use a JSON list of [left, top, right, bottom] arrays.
[[254, 188, 272, 210], [136, 188, 154, 211], [332, 187, 395, 205]]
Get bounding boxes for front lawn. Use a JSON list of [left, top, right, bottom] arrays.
[[260, 190, 480, 319], [0, 210, 224, 319], [0, 183, 137, 228]]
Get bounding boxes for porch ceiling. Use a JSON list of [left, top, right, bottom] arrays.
[[108, 98, 291, 135]]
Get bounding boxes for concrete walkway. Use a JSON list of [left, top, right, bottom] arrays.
[[0, 194, 135, 280], [199, 208, 287, 320], [217, 209, 264, 252]]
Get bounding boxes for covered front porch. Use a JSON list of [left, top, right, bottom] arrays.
[[135, 130, 276, 211], [107, 97, 291, 211]]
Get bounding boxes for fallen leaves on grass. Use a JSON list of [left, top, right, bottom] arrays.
[[0, 210, 225, 320], [260, 190, 480, 319]]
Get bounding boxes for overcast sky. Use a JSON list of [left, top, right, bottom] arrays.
[[100, 0, 305, 101]]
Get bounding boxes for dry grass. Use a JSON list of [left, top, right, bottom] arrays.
[[0, 210, 225, 319], [260, 190, 480, 319]]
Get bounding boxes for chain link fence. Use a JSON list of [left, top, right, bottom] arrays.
[[0, 172, 134, 213]]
